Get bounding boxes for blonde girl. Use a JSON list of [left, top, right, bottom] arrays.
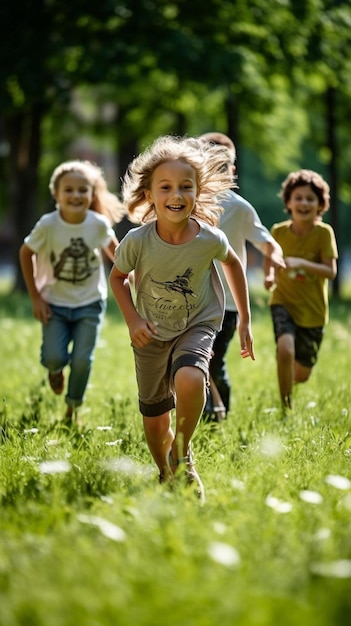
[[20, 160, 124, 423], [110, 136, 255, 502]]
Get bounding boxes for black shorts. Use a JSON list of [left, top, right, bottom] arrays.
[[270, 304, 324, 368]]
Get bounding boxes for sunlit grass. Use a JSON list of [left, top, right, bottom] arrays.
[[1, 289, 351, 626]]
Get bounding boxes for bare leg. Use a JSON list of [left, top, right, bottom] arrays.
[[169, 366, 206, 466], [276, 334, 295, 407], [143, 412, 174, 472], [295, 362, 312, 384], [209, 375, 226, 421]]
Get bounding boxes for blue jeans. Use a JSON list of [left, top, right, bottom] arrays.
[[41, 300, 106, 409]]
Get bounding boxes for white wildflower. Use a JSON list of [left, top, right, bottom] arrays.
[[299, 490, 323, 504], [39, 460, 71, 474], [213, 522, 226, 535], [208, 542, 240, 567], [231, 478, 245, 491], [260, 434, 283, 457], [265, 495, 292, 513], [325, 474, 351, 490], [78, 514, 126, 542]]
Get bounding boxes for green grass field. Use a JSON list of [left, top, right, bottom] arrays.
[[1, 288, 351, 626]]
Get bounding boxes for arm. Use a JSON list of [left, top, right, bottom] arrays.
[[19, 243, 52, 324], [244, 207, 285, 270], [263, 255, 276, 291], [284, 255, 336, 279], [103, 234, 119, 264], [261, 240, 285, 269], [254, 239, 285, 291], [109, 264, 158, 348], [221, 247, 255, 361], [247, 224, 285, 290]]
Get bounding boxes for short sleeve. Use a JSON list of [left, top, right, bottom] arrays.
[[114, 230, 139, 274]]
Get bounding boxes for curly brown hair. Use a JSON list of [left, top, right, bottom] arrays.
[[279, 169, 330, 216]]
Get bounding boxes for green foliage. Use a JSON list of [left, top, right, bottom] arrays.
[[2, 0, 351, 264], [1, 290, 351, 625]]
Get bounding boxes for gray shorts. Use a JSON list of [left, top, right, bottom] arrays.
[[270, 304, 324, 368], [132, 325, 216, 417]]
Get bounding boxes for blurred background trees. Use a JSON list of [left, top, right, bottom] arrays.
[[1, 0, 350, 293]]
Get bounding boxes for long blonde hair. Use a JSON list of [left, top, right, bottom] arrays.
[[49, 160, 125, 225], [122, 135, 235, 226]]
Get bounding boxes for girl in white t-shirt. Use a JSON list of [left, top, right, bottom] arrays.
[[20, 160, 124, 424], [110, 135, 255, 502]]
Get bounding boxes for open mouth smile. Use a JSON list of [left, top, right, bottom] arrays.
[[167, 204, 185, 212]]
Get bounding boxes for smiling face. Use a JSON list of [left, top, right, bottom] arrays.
[[54, 171, 94, 223], [286, 184, 321, 225], [144, 159, 198, 227]]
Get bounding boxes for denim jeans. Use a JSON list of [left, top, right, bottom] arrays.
[[209, 310, 238, 412], [41, 300, 106, 409]]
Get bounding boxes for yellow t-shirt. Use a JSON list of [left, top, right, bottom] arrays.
[[269, 220, 338, 327]]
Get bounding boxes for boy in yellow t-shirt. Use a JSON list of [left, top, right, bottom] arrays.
[[264, 169, 338, 410]]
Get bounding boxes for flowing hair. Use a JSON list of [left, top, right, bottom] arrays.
[[122, 135, 236, 226]]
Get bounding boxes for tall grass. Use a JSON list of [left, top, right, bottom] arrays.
[[1, 289, 351, 626]]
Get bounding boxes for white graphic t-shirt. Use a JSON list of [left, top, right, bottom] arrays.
[[24, 210, 115, 307]]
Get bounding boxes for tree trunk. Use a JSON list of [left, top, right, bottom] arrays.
[[225, 91, 240, 171], [114, 105, 140, 241], [5, 104, 43, 291], [326, 86, 340, 297]]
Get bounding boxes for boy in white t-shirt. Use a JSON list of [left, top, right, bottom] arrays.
[[200, 133, 285, 421]]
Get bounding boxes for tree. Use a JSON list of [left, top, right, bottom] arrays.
[[2, 0, 351, 295], [0, 0, 138, 288]]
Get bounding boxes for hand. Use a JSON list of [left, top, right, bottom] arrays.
[[264, 275, 275, 291], [284, 256, 305, 269], [238, 322, 255, 361], [129, 317, 159, 348], [270, 250, 286, 269], [32, 296, 52, 325]]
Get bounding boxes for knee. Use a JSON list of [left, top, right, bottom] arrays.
[[277, 336, 294, 363], [143, 414, 170, 438], [41, 353, 66, 371], [174, 366, 205, 395], [70, 354, 92, 374]]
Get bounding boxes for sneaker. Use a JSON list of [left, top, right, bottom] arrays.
[[282, 394, 292, 410], [202, 388, 226, 423], [63, 405, 82, 428], [183, 455, 206, 505], [166, 448, 205, 504], [48, 371, 64, 395], [203, 406, 227, 423]]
